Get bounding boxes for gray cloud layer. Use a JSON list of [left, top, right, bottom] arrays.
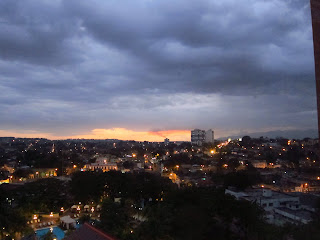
[[0, 0, 317, 138]]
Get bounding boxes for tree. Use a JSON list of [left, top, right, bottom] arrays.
[[79, 214, 91, 224], [70, 171, 105, 203], [41, 231, 57, 240], [224, 171, 261, 190], [13, 168, 34, 178], [99, 199, 129, 238]]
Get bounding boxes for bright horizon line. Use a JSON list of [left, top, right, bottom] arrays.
[[0, 127, 316, 142], [0, 128, 193, 142]]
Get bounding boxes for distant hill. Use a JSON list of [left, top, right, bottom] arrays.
[[220, 129, 318, 140]]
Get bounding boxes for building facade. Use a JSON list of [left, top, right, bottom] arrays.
[[83, 158, 118, 172], [191, 129, 214, 145], [205, 129, 214, 143]]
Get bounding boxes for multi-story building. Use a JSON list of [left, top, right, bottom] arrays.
[[191, 129, 214, 146], [205, 129, 214, 143], [191, 129, 205, 146]]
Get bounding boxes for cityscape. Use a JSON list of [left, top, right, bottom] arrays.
[[1, 0, 320, 240], [1, 132, 320, 239]]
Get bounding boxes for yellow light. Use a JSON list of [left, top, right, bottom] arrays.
[[33, 215, 37, 220], [317, 177, 320, 180], [261, 185, 264, 188], [210, 150, 214, 154], [50, 212, 53, 217], [73, 165, 77, 168], [132, 154, 136, 157]]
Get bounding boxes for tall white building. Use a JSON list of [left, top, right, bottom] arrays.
[[205, 129, 214, 143], [191, 129, 214, 146]]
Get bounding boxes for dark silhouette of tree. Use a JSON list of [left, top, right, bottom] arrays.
[[224, 170, 261, 190]]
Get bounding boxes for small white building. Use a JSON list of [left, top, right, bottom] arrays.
[[84, 158, 118, 172], [60, 216, 76, 230], [251, 160, 267, 169]]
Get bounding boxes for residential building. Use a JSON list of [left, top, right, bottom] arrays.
[[205, 129, 214, 143], [191, 129, 214, 146]]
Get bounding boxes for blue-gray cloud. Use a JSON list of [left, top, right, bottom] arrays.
[[0, 0, 316, 137]]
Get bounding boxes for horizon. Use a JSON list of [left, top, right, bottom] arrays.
[[0, 128, 317, 142]]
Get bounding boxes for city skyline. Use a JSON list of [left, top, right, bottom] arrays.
[[0, 0, 317, 141]]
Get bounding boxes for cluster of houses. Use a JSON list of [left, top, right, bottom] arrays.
[[225, 187, 318, 225]]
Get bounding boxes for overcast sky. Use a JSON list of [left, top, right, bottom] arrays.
[[0, 0, 317, 141]]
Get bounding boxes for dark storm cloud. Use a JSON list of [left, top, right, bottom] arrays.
[[61, 0, 313, 94], [0, 0, 82, 65], [0, 0, 317, 137]]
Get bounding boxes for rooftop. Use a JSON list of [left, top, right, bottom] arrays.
[[64, 223, 118, 240]]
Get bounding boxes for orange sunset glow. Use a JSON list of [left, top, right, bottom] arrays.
[[0, 128, 191, 142]]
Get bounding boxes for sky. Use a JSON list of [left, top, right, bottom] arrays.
[[0, 0, 317, 141]]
